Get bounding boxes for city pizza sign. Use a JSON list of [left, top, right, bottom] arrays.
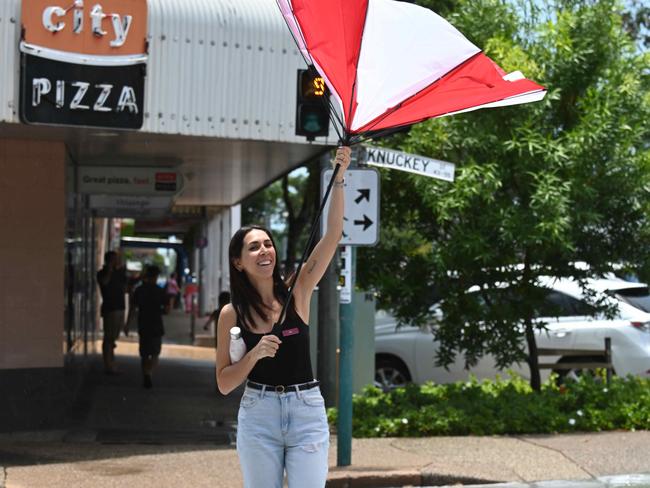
[[19, 0, 148, 129]]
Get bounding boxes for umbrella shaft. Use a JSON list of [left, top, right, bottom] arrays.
[[272, 162, 342, 335]]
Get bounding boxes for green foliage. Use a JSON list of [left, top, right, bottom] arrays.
[[120, 219, 135, 237], [358, 0, 650, 388], [415, 0, 459, 17], [327, 374, 650, 437]]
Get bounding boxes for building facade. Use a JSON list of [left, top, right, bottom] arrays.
[[0, 0, 333, 430]]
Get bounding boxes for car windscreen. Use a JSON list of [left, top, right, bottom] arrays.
[[610, 287, 650, 313]]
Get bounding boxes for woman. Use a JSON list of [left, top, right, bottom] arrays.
[[215, 146, 351, 488]]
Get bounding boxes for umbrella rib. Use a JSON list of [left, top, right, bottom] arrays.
[[349, 124, 414, 147]]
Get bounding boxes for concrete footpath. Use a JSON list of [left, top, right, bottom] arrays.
[[0, 313, 648, 487], [2, 429, 650, 487]]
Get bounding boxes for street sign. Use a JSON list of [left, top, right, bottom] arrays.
[[88, 195, 174, 218], [339, 245, 353, 304], [321, 168, 380, 246], [361, 145, 455, 182], [78, 166, 184, 196]]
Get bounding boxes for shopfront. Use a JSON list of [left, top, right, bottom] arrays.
[[0, 0, 333, 430]]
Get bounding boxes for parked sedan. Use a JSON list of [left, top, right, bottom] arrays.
[[374, 277, 650, 391]]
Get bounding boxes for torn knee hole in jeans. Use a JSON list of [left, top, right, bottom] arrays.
[[299, 442, 325, 453]]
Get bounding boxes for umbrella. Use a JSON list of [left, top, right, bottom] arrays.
[[272, 0, 546, 330], [278, 0, 546, 145]]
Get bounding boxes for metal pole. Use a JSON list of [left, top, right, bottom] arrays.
[[198, 206, 206, 316], [605, 337, 612, 386], [191, 246, 197, 343], [318, 154, 340, 407], [337, 246, 355, 467], [190, 295, 196, 343], [318, 252, 340, 407], [88, 216, 96, 356]]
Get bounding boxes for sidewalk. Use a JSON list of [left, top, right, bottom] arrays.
[[0, 325, 648, 487], [2, 429, 650, 487]]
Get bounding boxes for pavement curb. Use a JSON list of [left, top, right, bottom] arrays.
[[326, 468, 499, 487], [327, 469, 421, 488], [421, 472, 501, 486]]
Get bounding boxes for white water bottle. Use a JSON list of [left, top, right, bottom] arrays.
[[229, 326, 246, 363]]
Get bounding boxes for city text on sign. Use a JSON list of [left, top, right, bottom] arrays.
[[22, 0, 148, 56], [42, 1, 133, 47]]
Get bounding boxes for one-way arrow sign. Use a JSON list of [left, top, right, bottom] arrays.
[[355, 189, 370, 204], [321, 168, 380, 246], [354, 215, 373, 231]]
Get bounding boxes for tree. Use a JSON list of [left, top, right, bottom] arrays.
[[358, 0, 650, 390], [282, 159, 321, 272]]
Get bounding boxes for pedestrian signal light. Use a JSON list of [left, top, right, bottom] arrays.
[[296, 68, 330, 140]]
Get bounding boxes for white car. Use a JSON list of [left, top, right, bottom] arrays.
[[374, 277, 650, 391]]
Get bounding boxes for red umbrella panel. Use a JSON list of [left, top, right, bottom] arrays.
[[277, 0, 546, 140]]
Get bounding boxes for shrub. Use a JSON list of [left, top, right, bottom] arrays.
[[327, 373, 650, 437]]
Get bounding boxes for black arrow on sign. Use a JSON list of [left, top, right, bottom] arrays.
[[355, 189, 370, 204], [354, 215, 373, 231]]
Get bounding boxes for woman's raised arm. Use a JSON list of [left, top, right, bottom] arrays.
[[293, 146, 351, 312]]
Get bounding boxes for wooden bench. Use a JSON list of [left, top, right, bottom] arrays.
[[537, 337, 613, 385]]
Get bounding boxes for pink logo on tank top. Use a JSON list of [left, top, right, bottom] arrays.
[[282, 327, 300, 337]]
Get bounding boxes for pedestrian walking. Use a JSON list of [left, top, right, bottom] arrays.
[[215, 146, 351, 488], [183, 277, 199, 314], [165, 272, 180, 311], [127, 265, 166, 389], [97, 250, 127, 375]]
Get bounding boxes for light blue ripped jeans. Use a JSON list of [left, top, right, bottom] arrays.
[[236, 384, 330, 488]]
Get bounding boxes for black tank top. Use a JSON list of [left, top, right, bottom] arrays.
[[240, 306, 314, 386]]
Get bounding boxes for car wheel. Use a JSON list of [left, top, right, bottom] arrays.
[[553, 356, 613, 385], [374, 357, 411, 393]]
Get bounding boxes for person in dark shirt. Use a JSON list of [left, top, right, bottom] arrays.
[[128, 265, 166, 389], [97, 250, 127, 374]]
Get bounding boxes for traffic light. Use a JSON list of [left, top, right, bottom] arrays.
[[295, 68, 330, 140]]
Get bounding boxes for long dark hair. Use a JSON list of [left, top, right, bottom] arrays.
[[228, 225, 291, 330]]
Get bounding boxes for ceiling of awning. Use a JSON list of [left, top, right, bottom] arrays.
[[0, 122, 330, 207]]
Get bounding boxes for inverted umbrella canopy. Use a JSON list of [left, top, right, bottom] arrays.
[[277, 0, 546, 141], [272, 0, 547, 332]]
